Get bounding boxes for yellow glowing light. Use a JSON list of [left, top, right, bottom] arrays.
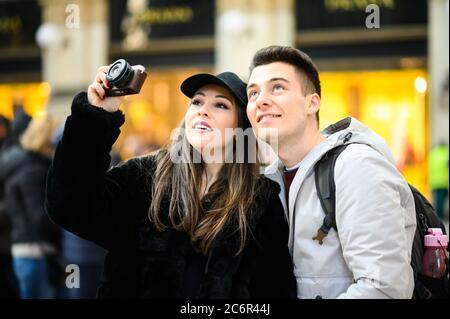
[[34, 110, 48, 120], [371, 104, 392, 120], [415, 77, 427, 93], [40, 82, 51, 96]]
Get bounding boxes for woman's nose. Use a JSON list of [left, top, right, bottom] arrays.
[[197, 104, 210, 117]]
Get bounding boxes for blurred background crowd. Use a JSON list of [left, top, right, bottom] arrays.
[[0, 0, 448, 299]]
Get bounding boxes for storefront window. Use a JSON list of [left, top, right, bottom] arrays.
[[320, 69, 429, 195], [0, 82, 50, 119]]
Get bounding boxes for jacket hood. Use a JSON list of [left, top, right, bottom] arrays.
[[263, 116, 397, 214], [265, 116, 396, 176], [322, 117, 396, 165]]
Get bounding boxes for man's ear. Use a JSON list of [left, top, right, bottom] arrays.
[[307, 93, 320, 115]]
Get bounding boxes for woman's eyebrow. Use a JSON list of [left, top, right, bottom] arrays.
[[215, 94, 232, 102]]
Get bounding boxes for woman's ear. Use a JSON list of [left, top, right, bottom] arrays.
[[306, 93, 320, 115]]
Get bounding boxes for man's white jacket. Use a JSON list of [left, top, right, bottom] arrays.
[[265, 117, 417, 299]]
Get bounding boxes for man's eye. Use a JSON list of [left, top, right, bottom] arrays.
[[248, 91, 259, 98], [273, 84, 284, 92]]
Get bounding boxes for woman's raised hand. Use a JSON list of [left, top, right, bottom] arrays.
[[87, 65, 125, 112]]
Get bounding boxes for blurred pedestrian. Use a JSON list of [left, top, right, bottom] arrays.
[[429, 141, 449, 219], [0, 109, 32, 299], [0, 114, 19, 299], [46, 67, 296, 298], [5, 114, 62, 299], [0, 115, 9, 149]]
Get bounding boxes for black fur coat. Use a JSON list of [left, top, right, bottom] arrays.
[[45, 92, 296, 299]]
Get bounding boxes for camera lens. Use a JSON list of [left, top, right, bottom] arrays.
[[106, 59, 134, 88]]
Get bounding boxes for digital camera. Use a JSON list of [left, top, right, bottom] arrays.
[[105, 59, 147, 96]]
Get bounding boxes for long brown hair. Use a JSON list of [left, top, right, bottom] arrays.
[[149, 103, 261, 255]]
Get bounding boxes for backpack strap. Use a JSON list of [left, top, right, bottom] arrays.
[[313, 143, 349, 245]]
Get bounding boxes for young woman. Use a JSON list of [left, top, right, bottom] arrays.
[[45, 66, 296, 298], [5, 115, 61, 298]]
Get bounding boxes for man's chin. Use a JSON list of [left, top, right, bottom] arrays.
[[254, 126, 280, 142]]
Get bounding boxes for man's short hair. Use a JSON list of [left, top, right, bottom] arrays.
[[249, 46, 321, 123]]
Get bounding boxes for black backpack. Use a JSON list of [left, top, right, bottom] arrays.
[[314, 144, 449, 299]]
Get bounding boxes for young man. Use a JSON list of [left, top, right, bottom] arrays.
[[246, 45, 417, 299]]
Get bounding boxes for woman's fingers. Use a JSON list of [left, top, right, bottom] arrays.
[[95, 65, 112, 88], [98, 65, 110, 73], [95, 71, 110, 89], [87, 83, 98, 99], [93, 82, 106, 99], [88, 82, 105, 100]]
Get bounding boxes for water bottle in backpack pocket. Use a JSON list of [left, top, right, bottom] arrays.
[[416, 228, 449, 298], [422, 228, 448, 278]]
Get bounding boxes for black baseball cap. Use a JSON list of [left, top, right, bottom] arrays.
[[180, 72, 248, 109]]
